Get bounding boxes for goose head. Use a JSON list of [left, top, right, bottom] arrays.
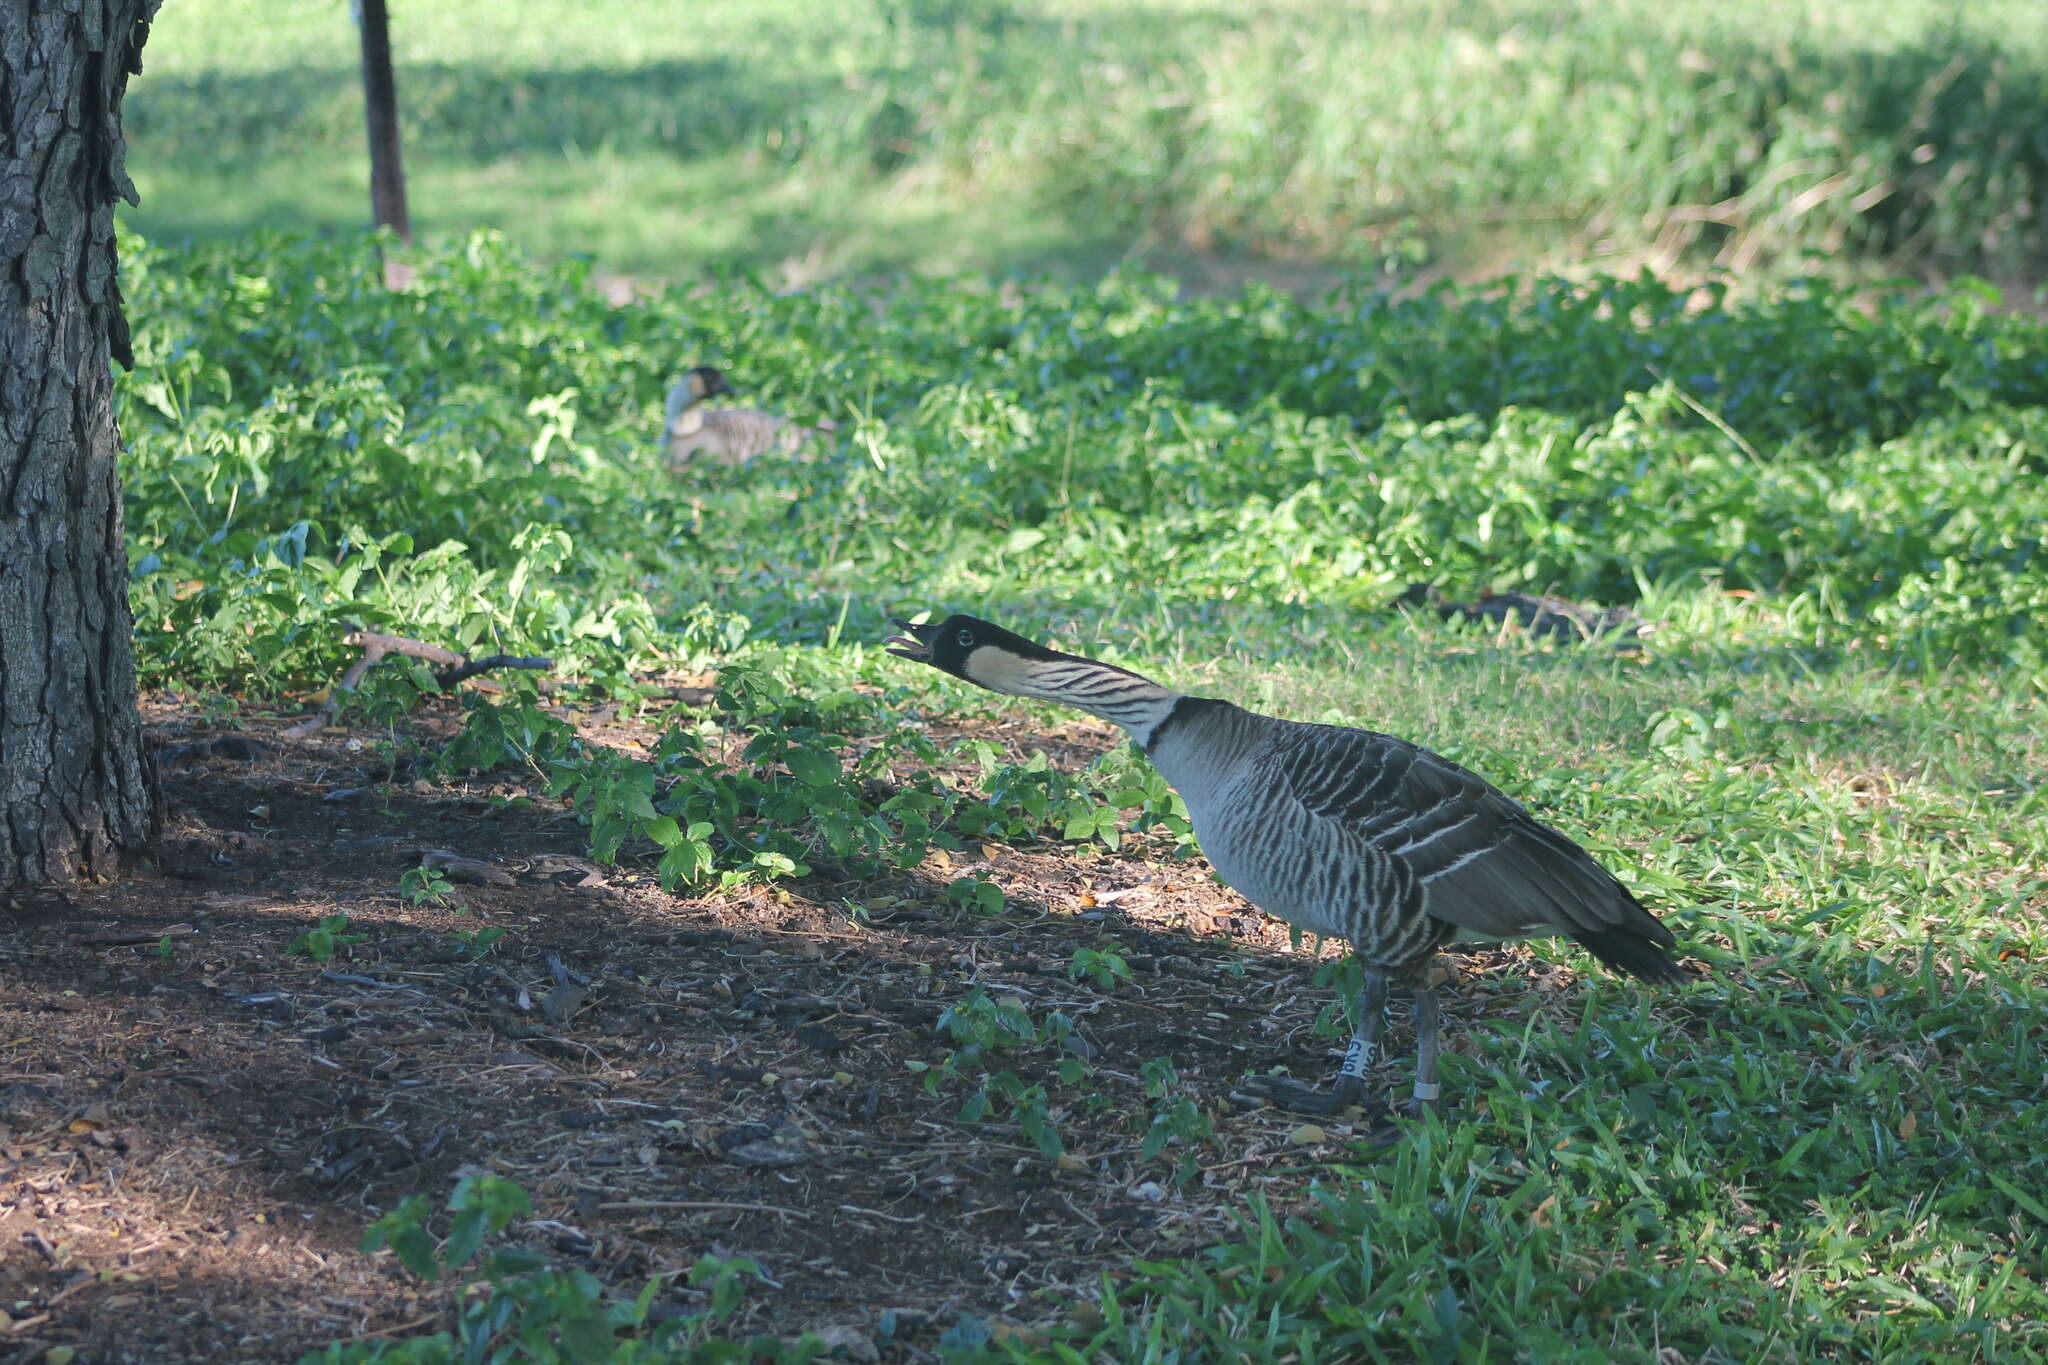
[[683, 365, 735, 401], [665, 366, 739, 431], [885, 613, 1063, 694]]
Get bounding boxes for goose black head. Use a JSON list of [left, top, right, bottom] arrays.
[[688, 365, 735, 399], [884, 613, 1061, 686]]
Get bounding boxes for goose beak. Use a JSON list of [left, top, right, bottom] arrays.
[[884, 616, 938, 661]]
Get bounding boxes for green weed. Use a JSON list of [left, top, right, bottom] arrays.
[[304, 1176, 814, 1364], [286, 914, 369, 962], [445, 926, 509, 958], [1066, 942, 1132, 991], [116, 232, 2048, 710], [399, 866, 456, 907], [946, 872, 1008, 917]]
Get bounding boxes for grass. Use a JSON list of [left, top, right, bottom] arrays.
[[105, 227, 2048, 1361], [122, 0, 2048, 286]]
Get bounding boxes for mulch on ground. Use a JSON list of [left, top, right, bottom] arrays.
[[0, 695, 1553, 1363]]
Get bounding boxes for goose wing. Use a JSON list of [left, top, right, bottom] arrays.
[[704, 408, 810, 459], [1255, 721, 1676, 949]]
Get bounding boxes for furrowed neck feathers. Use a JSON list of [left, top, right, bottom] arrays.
[[966, 648, 1183, 748]]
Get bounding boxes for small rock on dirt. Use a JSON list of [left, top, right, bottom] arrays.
[[725, 1137, 808, 1168], [421, 849, 515, 886], [717, 1121, 808, 1168], [812, 1324, 880, 1362], [159, 734, 269, 768], [794, 1023, 845, 1053]]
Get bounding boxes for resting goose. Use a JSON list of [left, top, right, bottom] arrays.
[[662, 366, 828, 466]]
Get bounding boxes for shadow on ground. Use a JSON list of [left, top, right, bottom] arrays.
[[0, 694, 1477, 1361]]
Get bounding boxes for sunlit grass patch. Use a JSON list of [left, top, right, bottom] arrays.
[[123, 0, 2048, 286]]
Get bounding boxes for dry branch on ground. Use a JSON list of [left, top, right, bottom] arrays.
[[284, 628, 554, 741]]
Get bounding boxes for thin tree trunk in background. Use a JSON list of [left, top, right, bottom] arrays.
[[357, 0, 411, 241], [0, 0, 161, 893]]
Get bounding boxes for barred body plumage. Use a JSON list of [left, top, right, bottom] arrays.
[[662, 366, 829, 467]]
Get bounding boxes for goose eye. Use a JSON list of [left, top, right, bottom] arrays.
[[956, 629, 975, 647]]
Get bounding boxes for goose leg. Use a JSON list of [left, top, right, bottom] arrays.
[[1232, 968, 1391, 1116], [1405, 984, 1442, 1119]]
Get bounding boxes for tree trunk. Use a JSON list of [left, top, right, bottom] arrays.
[[0, 0, 161, 893], [356, 0, 410, 241]]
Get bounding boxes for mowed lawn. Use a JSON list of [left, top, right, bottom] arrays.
[[122, 0, 2048, 286]]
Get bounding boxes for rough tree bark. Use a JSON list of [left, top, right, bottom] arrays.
[[356, 0, 410, 240], [0, 0, 160, 893]]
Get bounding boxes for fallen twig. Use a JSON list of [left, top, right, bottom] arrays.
[[1646, 362, 1765, 465], [437, 651, 556, 689], [46, 1269, 106, 1308], [597, 1199, 813, 1220], [421, 848, 515, 886], [320, 970, 429, 995], [72, 922, 197, 947], [284, 626, 553, 741], [836, 1203, 926, 1225], [335, 1313, 442, 1346]]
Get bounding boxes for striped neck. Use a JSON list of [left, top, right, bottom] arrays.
[[962, 649, 1183, 748]]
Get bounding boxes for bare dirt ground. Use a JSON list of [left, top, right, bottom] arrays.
[[0, 695, 1554, 1363]]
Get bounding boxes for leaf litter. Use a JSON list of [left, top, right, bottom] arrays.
[[0, 695, 1599, 1362]]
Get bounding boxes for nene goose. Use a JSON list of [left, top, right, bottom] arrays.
[[1395, 584, 1647, 648], [662, 366, 827, 467], [886, 613, 1687, 1118]]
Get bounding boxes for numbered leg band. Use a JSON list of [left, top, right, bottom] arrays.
[[1340, 1038, 1374, 1078]]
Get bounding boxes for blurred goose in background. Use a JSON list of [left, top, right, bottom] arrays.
[[1395, 584, 1649, 648], [662, 365, 832, 467]]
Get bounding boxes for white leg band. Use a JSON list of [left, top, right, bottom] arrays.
[[1411, 1082, 1441, 1101], [1340, 1037, 1375, 1079]]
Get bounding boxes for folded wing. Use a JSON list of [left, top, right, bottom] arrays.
[[1257, 723, 1682, 979]]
